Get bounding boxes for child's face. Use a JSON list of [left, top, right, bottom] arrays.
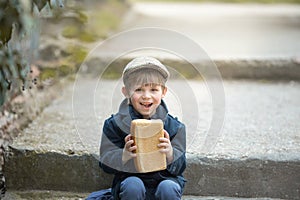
[[126, 83, 167, 119]]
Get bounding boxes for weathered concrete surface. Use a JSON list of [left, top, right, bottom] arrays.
[[214, 59, 300, 80], [120, 2, 300, 60], [86, 2, 300, 80], [5, 148, 299, 199], [5, 78, 300, 199], [5, 147, 112, 192], [186, 154, 300, 198], [84, 56, 300, 80], [2, 190, 282, 200]]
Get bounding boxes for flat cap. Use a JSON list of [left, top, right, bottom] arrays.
[[122, 56, 170, 82]]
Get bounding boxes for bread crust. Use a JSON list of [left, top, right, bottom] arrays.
[[131, 119, 167, 173]]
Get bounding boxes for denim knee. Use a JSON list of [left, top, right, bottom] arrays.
[[155, 180, 182, 200], [120, 176, 146, 200]]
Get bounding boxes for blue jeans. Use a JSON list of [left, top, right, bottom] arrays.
[[119, 176, 182, 200]]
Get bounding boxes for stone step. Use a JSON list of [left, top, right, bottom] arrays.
[[5, 148, 300, 199], [84, 56, 300, 80], [3, 190, 283, 200], [5, 79, 300, 199]]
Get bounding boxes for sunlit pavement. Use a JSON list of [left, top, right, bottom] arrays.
[[120, 2, 300, 59]]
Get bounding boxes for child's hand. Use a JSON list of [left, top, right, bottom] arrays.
[[158, 130, 173, 163], [122, 134, 137, 164]]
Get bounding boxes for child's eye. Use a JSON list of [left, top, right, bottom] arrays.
[[151, 88, 159, 92], [135, 88, 142, 92]]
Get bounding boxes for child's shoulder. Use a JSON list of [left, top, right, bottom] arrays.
[[104, 114, 114, 124], [166, 114, 185, 128], [103, 115, 119, 130], [167, 113, 182, 122]]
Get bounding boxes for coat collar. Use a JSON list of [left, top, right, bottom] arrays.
[[113, 99, 168, 134]]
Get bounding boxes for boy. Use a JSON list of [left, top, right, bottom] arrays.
[[99, 56, 186, 200]]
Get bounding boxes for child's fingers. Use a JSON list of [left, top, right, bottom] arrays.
[[158, 141, 171, 151], [159, 137, 169, 143], [128, 145, 137, 152], [125, 140, 134, 149], [124, 134, 132, 142], [163, 130, 170, 139], [158, 142, 168, 147], [125, 139, 133, 146], [159, 137, 171, 150], [159, 148, 169, 153]]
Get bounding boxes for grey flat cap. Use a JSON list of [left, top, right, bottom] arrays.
[[122, 56, 170, 82]]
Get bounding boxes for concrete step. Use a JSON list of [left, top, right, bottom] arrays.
[[5, 79, 300, 199], [4, 148, 299, 199], [3, 190, 282, 200]]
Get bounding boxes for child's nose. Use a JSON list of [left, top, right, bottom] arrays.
[[142, 90, 151, 98]]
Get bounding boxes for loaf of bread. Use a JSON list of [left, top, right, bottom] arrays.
[[131, 119, 167, 173]]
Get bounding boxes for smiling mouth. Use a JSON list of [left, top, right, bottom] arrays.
[[140, 102, 153, 108]]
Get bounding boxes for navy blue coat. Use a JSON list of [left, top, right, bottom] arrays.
[[99, 99, 186, 199]]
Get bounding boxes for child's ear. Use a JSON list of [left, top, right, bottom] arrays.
[[162, 86, 167, 98], [122, 86, 130, 98]]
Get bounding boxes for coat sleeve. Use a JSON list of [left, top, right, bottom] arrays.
[[99, 117, 135, 174], [166, 123, 186, 176]]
